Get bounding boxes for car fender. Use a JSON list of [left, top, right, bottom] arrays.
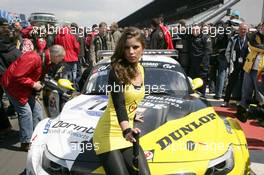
[[225, 117, 248, 145], [26, 118, 54, 175]]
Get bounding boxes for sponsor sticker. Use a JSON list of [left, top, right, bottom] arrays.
[[163, 64, 175, 69], [186, 141, 195, 151], [85, 111, 103, 117], [31, 134, 38, 142], [142, 62, 159, 67], [97, 64, 110, 72], [43, 119, 52, 134], [144, 150, 154, 160], [129, 101, 138, 113], [156, 113, 217, 150]]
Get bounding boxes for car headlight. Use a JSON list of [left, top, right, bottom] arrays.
[[42, 147, 70, 175], [205, 146, 234, 175]]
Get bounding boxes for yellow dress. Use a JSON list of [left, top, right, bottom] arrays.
[[93, 64, 145, 155]]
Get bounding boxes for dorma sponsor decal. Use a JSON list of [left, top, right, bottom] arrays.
[[156, 113, 216, 150], [52, 121, 94, 134]]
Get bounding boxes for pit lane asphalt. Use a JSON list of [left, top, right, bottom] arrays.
[[0, 96, 263, 175]]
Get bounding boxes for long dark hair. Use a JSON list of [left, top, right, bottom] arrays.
[[111, 27, 145, 84]]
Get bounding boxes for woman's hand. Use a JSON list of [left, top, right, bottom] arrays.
[[124, 128, 141, 143]]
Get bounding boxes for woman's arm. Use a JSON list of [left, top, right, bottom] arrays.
[[109, 69, 140, 142], [109, 69, 128, 124]]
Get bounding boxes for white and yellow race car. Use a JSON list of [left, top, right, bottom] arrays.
[[27, 51, 250, 175]]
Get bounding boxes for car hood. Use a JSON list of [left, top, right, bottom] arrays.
[[45, 95, 107, 162], [136, 95, 235, 162], [139, 107, 233, 162], [45, 94, 236, 163]]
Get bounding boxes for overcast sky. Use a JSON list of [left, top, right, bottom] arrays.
[[1, 0, 263, 27], [1, 0, 153, 27]]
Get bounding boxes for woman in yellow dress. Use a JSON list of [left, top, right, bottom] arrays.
[[93, 27, 150, 175]]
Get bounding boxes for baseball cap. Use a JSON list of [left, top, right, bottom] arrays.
[[92, 24, 98, 28], [231, 10, 240, 17]]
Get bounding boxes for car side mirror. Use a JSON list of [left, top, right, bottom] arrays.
[[191, 78, 203, 90], [58, 79, 76, 91]]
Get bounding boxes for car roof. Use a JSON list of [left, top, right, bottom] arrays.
[[96, 50, 179, 66]]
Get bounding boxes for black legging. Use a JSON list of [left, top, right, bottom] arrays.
[[224, 69, 243, 102], [98, 146, 151, 175]]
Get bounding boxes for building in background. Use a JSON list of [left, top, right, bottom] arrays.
[[118, 0, 224, 27], [263, 0, 264, 22], [118, 0, 263, 27], [28, 12, 57, 26]]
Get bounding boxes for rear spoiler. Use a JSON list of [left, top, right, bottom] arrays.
[[97, 49, 178, 58]]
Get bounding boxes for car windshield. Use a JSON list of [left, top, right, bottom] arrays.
[[84, 66, 189, 97]]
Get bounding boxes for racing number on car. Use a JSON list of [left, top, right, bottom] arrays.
[[70, 98, 107, 111], [87, 100, 107, 111], [87, 100, 101, 110]]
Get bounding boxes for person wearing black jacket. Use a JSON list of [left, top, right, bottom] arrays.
[[189, 25, 212, 97], [222, 23, 249, 106], [173, 20, 190, 74], [213, 22, 230, 99], [70, 23, 86, 91], [0, 18, 21, 134], [149, 18, 167, 49]]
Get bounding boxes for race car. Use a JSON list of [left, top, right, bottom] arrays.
[[26, 50, 250, 175]]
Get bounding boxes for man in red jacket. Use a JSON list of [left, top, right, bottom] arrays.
[[54, 26, 80, 89], [2, 45, 65, 151], [159, 17, 174, 50]]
